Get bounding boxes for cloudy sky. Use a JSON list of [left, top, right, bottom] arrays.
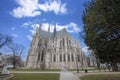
[[0, 0, 90, 60]]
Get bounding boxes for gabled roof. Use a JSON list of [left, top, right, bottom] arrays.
[[55, 28, 71, 38], [39, 30, 53, 39], [38, 28, 71, 39]]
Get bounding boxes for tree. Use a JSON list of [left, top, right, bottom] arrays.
[[0, 33, 12, 48], [8, 43, 24, 69], [83, 0, 120, 71]]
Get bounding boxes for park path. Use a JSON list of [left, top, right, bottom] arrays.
[[59, 68, 80, 80], [0, 74, 13, 80]]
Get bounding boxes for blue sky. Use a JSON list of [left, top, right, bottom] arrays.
[[0, 0, 90, 60]]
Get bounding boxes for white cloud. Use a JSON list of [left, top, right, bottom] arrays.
[[30, 30, 36, 35], [82, 47, 92, 55], [11, 33, 18, 38], [11, 0, 67, 18], [66, 23, 80, 33], [38, 0, 67, 14], [31, 23, 39, 30], [35, 22, 80, 33], [11, 27, 15, 30], [22, 22, 30, 26], [22, 21, 80, 34], [27, 35, 32, 41], [11, 0, 41, 18], [21, 21, 33, 28], [22, 21, 80, 41]]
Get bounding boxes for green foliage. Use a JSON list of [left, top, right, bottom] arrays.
[[83, 0, 120, 71]]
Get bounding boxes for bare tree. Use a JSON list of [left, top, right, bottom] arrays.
[[0, 33, 12, 48], [8, 43, 24, 69]]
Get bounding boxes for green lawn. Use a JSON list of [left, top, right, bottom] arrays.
[[8, 73, 59, 80], [0, 68, 60, 72], [81, 74, 120, 80]]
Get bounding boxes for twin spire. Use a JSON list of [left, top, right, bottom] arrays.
[[38, 21, 56, 37]]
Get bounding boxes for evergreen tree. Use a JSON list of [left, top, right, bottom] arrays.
[[83, 0, 120, 71]]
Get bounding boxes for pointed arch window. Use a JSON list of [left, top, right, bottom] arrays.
[[77, 54, 80, 62], [37, 52, 40, 61], [67, 38, 69, 48], [53, 54, 56, 62], [71, 54, 74, 61], [60, 40, 62, 49], [41, 50, 44, 61], [38, 39, 42, 48], [68, 54, 70, 62], [69, 40, 71, 48], [63, 38, 65, 48], [60, 54, 62, 62], [63, 54, 66, 61]]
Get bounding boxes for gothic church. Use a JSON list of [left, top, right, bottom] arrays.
[[26, 24, 87, 69]]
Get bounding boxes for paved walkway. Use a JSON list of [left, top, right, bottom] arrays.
[[59, 68, 80, 80], [0, 74, 13, 80]]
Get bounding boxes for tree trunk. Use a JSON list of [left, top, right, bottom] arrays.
[[111, 63, 118, 71], [13, 61, 16, 69], [96, 60, 100, 71]]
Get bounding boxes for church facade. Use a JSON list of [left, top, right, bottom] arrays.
[[26, 24, 88, 69]]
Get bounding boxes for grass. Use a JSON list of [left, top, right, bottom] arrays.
[[8, 73, 59, 80], [81, 74, 120, 80], [0, 68, 60, 71]]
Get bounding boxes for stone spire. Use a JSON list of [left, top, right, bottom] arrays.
[[36, 20, 42, 36], [53, 23, 56, 38], [38, 21, 42, 31], [48, 24, 50, 32]]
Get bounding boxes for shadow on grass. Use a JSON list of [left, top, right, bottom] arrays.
[[8, 73, 59, 80], [81, 74, 120, 80]]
